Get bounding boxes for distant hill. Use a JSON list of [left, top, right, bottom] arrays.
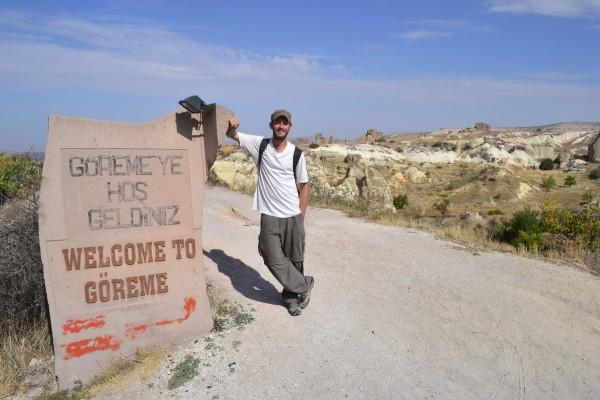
[[515, 122, 600, 132]]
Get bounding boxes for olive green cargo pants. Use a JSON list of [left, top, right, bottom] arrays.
[[258, 214, 308, 300]]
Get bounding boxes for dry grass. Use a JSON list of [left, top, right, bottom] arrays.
[[84, 347, 168, 395], [371, 209, 513, 252], [0, 320, 52, 398], [0, 320, 167, 399], [39, 347, 169, 399]]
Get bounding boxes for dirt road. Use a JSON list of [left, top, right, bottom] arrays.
[[98, 186, 600, 400]]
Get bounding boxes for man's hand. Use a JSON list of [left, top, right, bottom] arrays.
[[226, 118, 240, 142]]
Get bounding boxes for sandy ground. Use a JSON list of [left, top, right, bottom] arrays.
[[95, 186, 600, 400]]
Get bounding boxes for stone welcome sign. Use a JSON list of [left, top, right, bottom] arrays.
[[39, 105, 232, 388]]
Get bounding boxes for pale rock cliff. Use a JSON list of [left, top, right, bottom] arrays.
[[210, 127, 598, 212]]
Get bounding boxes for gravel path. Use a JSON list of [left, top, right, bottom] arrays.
[[95, 186, 600, 400]]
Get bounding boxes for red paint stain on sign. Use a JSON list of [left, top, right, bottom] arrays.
[[63, 335, 120, 360], [63, 315, 106, 335], [126, 297, 196, 339]]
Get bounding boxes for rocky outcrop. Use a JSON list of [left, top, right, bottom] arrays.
[[588, 132, 600, 162], [364, 129, 384, 144], [314, 133, 326, 145], [306, 151, 394, 211], [474, 122, 491, 131], [210, 151, 257, 194], [210, 127, 599, 212]]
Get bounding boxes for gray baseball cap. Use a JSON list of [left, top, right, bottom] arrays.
[[270, 109, 292, 123]]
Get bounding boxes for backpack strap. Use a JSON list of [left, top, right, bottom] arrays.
[[293, 147, 302, 184], [258, 138, 269, 170]]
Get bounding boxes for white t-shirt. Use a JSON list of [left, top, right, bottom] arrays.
[[238, 132, 309, 218]]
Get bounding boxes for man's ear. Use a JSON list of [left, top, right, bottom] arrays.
[[269, 122, 273, 130]]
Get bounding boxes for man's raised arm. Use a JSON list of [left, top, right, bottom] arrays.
[[226, 118, 240, 142]]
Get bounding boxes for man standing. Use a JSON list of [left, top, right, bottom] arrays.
[[226, 110, 314, 316]]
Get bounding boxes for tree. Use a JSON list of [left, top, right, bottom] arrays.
[[541, 176, 556, 192], [564, 175, 576, 187], [393, 194, 408, 209], [503, 208, 542, 250], [434, 198, 450, 220], [539, 158, 554, 170]]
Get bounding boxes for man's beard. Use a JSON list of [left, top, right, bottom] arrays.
[[272, 131, 288, 141]]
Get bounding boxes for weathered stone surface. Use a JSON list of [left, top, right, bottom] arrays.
[[362, 166, 394, 212], [210, 126, 600, 213], [562, 158, 587, 172], [39, 106, 232, 389], [314, 133, 326, 145], [474, 122, 491, 131], [588, 131, 600, 162], [210, 151, 258, 194], [404, 166, 429, 183], [364, 129, 384, 144]]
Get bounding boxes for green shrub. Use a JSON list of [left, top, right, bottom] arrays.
[[393, 194, 408, 209], [579, 200, 600, 248], [503, 200, 600, 268], [433, 198, 450, 220], [0, 153, 42, 202], [375, 137, 386, 143], [168, 355, 200, 390], [589, 167, 600, 180], [541, 176, 556, 192], [503, 208, 542, 250], [541, 201, 585, 240], [564, 175, 576, 187], [308, 143, 320, 149], [539, 158, 554, 170], [234, 310, 255, 327]]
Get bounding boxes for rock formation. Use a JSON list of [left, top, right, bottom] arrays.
[[364, 129, 384, 144], [474, 122, 491, 131], [314, 133, 326, 145], [588, 131, 600, 162], [210, 125, 599, 212]]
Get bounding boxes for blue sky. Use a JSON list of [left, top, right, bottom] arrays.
[[1, 0, 600, 151]]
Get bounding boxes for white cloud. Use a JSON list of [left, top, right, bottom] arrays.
[[0, 12, 324, 93], [0, 9, 599, 148], [489, 0, 600, 17], [396, 19, 494, 42], [398, 30, 452, 40], [405, 19, 495, 32], [520, 72, 588, 80]]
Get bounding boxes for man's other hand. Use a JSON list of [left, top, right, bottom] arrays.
[[226, 118, 240, 142]]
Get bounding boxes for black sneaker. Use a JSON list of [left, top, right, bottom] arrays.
[[287, 301, 302, 316], [299, 276, 314, 309]]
